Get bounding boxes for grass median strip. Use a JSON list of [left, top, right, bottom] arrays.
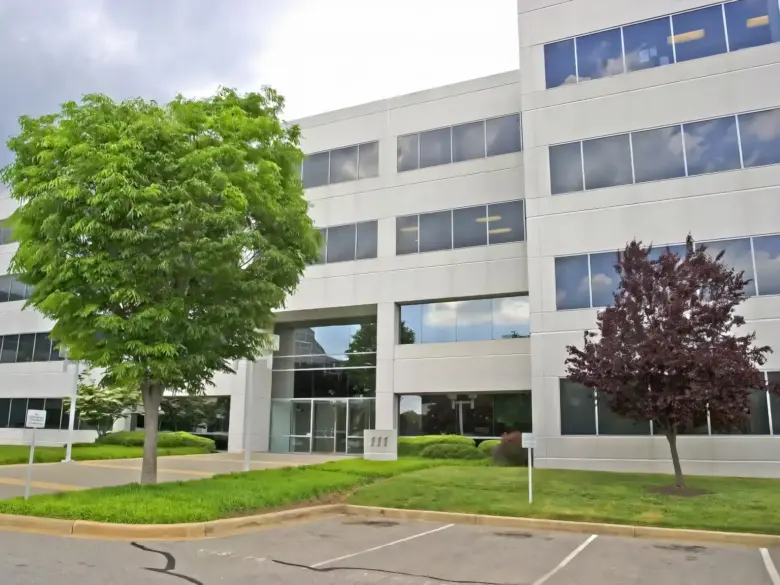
[[347, 466, 780, 535], [0, 444, 214, 466]]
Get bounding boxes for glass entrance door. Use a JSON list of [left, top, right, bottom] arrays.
[[312, 400, 339, 453]]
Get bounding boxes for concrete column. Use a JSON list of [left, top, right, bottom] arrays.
[[375, 302, 398, 429], [249, 356, 274, 452], [227, 362, 248, 452]]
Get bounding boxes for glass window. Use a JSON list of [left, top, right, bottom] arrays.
[[8, 398, 26, 428], [492, 296, 530, 339], [16, 333, 35, 362], [597, 393, 651, 434], [488, 200, 524, 245], [420, 302, 458, 343], [0, 335, 18, 363], [769, 372, 780, 433], [8, 278, 27, 302], [358, 142, 379, 179], [419, 127, 452, 168], [753, 234, 780, 296], [560, 379, 596, 434], [452, 205, 487, 249], [549, 142, 584, 195], [738, 108, 780, 168], [576, 28, 625, 81], [452, 121, 486, 162], [455, 299, 493, 342], [582, 134, 633, 190], [672, 5, 728, 62], [486, 114, 522, 157], [746, 389, 771, 434], [325, 224, 356, 263], [460, 394, 496, 437], [0, 398, 8, 427], [396, 215, 419, 255], [699, 237, 756, 296], [316, 228, 327, 264], [301, 151, 330, 189], [397, 134, 419, 172], [398, 395, 423, 435], [589, 251, 622, 307], [32, 333, 51, 362], [631, 125, 686, 183], [725, 0, 780, 52], [419, 210, 452, 253], [683, 116, 741, 176], [0, 275, 10, 302], [400, 304, 422, 345], [544, 38, 577, 89], [555, 255, 591, 310], [355, 221, 378, 260], [494, 393, 533, 434], [348, 398, 374, 437], [44, 398, 63, 430], [329, 145, 358, 184], [623, 16, 675, 72]]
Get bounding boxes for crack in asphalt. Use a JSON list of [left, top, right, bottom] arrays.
[[130, 542, 205, 585]]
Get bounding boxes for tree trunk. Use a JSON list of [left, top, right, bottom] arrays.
[[141, 382, 162, 485], [665, 430, 685, 488]]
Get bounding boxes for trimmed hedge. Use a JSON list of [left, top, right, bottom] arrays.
[[398, 435, 475, 456], [97, 431, 216, 452], [419, 443, 487, 460], [477, 439, 500, 455]]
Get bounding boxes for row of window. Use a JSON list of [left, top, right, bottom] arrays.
[[551, 107, 780, 195], [400, 295, 530, 345], [561, 374, 780, 436], [0, 333, 63, 364], [545, 0, 780, 89], [314, 221, 378, 265], [396, 200, 525, 256], [0, 397, 92, 430], [555, 234, 780, 310], [397, 114, 521, 173], [301, 141, 379, 189], [0, 275, 32, 303]]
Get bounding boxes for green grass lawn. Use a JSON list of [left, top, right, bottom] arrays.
[[0, 444, 212, 465], [348, 466, 780, 535]]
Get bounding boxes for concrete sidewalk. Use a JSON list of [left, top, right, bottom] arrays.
[[0, 452, 348, 499]]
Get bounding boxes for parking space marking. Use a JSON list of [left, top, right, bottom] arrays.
[[761, 549, 780, 585], [531, 534, 598, 585], [74, 461, 214, 477], [0, 477, 84, 492], [311, 523, 455, 568]]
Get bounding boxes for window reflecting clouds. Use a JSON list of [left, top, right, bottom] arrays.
[[753, 235, 780, 296], [576, 28, 624, 82], [622, 17, 674, 73], [683, 116, 741, 176], [316, 221, 378, 264], [453, 121, 485, 162], [631, 125, 686, 183], [549, 142, 584, 195], [397, 134, 419, 172], [420, 127, 452, 169], [544, 39, 577, 88], [329, 146, 358, 184], [486, 114, 522, 157], [739, 109, 780, 168], [582, 134, 633, 190], [724, 0, 780, 52], [554, 255, 590, 310], [588, 251, 622, 307]]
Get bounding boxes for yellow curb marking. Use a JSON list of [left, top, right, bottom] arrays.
[[74, 461, 215, 477], [0, 477, 84, 492]]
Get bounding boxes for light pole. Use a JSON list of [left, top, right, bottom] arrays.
[[59, 347, 79, 463]]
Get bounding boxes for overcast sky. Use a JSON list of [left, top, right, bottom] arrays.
[[0, 0, 518, 169]]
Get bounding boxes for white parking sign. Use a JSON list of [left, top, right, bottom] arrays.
[[25, 409, 46, 429]]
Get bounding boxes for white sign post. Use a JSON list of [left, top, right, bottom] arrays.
[[522, 432, 536, 504], [24, 409, 47, 500]]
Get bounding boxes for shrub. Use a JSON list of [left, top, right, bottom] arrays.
[[419, 443, 487, 460], [477, 439, 501, 456], [97, 431, 216, 452], [398, 435, 475, 456], [492, 431, 527, 466]]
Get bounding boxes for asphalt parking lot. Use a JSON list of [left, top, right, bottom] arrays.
[[1, 515, 778, 585]]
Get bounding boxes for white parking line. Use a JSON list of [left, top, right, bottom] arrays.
[[311, 523, 455, 568], [761, 548, 780, 585], [531, 534, 598, 585]]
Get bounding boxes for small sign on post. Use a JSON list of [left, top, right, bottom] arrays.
[[24, 409, 46, 500], [522, 432, 536, 504]]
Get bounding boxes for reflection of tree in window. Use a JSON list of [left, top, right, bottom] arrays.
[[576, 28, 624, 81], [738, 108, 780, 168]]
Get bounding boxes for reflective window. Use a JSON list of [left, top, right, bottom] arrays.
[[672, 5, 728, 62], [725, 0, 780, 52], [400, 295, 530, 344], [0, 275, 10, 302], [576, 28, 624, 82], [598, 394, 652, 435], [16, 333, 35, 363], [275, 321, 376, 361], [589, 251, 622, 307], [560, 379, 596, 435], [329, 145, 358, 184], [549, 142, 584, 195], [486, 114, 522, 157], [745, 389, 771, 434], [770, 372, 780, 433], [683, 116, 741, 176], [358, 142, 379, 179], [582, 134, 633, 190], [325, 224, 356, 263], [555, 255, 590, 310], [631, 125, 686, 183], [419, 127, 452, 169], [698, 237, 756, 296], [301, 151, 329, 189], [419, 210, 452, 253], [488, 200, 525, 245], [397, 134, 419, 172], [753, 234, 780, 296], [623, 16, 675, 72], [9, 278, 27, 302], [0, 399, 8, 427], [316, 229, 327, 264], [452, 121, 486, 163], [544, 38, 577, 89], [355, 221, 378, 260], [32, 333, 52, 362], [738, 108, 780, 168], [44, 398, 63, 430], [0, 220, 14, 245], [9, 398, 26, 428], [453, 205, 487, 249], [0, 335, 18, 363], [396, 215, 419, 255]]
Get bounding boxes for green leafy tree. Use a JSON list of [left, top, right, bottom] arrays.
[[2, 88, 319, 483], [159, 395, 218, 432], [344, 322, 416, 395], [66, 374, 141, 437]]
